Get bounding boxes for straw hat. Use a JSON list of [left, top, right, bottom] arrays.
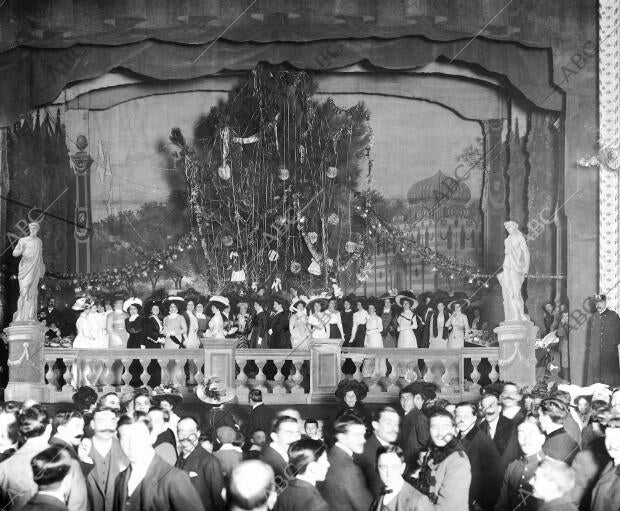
[[71, 297, 92, 311], [196, 377, 236, 404], [306, 295, 329, 312], [395, 291, 417, 308], [209, 295, 230, 309], [151, 385, 183, 406], [291, 295, 309, 312], [122, 297, 143, 313]]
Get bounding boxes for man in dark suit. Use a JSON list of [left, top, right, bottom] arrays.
[[479, 392, 520, 470], [175, 416, 225, 511], [318, 415, 373, 511], [20, 446, 72, 511], [539, 398, 580, 465], [113, 415, 202, 511], [591, 415, 620, 511], [260, 415, 301, 484], [81, 407, 129, 511], [356, 406, 400, 498], [398, 383, 432, 464], [244, 389, 275, 441], [455, 402, 501, 510], [38, 298, 64, 330], [250, 300, 269, 348], [267, 297, 291, 349]]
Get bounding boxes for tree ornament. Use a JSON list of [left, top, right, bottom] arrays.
[[298, 145, 306, 163], [308, 259, 322, 275], [268, 250, 280, 262], [222, 235, 233, 247], [218, 164, 231, 180], [326, 166, 338, 179], [278, 166, 290, 181], [345, 241, 357, 253], [290, 261, 301, 273], [327, 213, 340, 225], [308, 232, 318, 244]]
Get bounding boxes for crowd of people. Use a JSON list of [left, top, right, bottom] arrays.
[[38, 289, 486, 352], [0, 377, 619, 510]]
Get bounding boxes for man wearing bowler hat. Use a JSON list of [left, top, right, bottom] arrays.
[[584, 294, 620, 386]]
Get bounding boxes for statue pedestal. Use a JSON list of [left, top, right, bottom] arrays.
[[494, 320, 537, 388], [3, 321, 48, 402]]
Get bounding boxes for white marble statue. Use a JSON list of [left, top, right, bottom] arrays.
[[12, 222, 45, 322], [497, 221, 530, 322]]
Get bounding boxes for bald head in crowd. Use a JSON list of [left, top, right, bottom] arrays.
[[228, 460, 277, 511]]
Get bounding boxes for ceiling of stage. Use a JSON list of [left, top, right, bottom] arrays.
[[0, 0, 595, 127]]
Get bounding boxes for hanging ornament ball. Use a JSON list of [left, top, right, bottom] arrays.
[[327, 213, 340, 225], [222, 235, 234, 247], [326, 166, 338, 179], [308, 260, 322, 276], [308, 232, 318, 244], [345, 241, 357, 253], [268, 250, 280, 262], [290, 261, 301, 274], [278, 166, 290, 181], [218, 164, 231, 180]]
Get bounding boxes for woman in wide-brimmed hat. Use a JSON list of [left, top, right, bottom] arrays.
[[395, 291, 418, 348], [233, 298, 252, 349], [379, 293, 397, 348], [196, 377, 238, 443], [350, 298, 369, 348], [428, 297, 450, 349], [205, 295, 229, 339], [162, 296, 188, 349], [123, 298, 144, 349], [307, 296, 330, 339], [326, 297, 345, 340], [326, 379, 372, 440], [290, 295, 311, 348], [446, 298, 470, 349]]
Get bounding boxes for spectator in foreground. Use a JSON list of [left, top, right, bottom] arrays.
[[371, 445, 426, 511], [539, 398, 580, 464], [415, 409, 471, 511], [228, 460, 277, 511], [244, 429, 266, 460], [531, 459, 578, 511], [274, 438, 330, 511], [260, 415, 300, 482], [590, 413, 620, 510], [20, 446, 73, 511]]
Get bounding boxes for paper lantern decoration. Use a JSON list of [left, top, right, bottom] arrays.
[[345, 241, 357, 253], [290, 261, 301, 273], [326, 166, 338, 179], [327, 213, 339, 225], [218, 164, 231, 180], [268, 250, 280, 262], [222, 235, 233, 247], [308, 232, 318, 244], [278, 166, 290, 181], [308, 260, 322, 275]]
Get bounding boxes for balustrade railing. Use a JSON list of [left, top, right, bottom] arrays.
[[40, 343, 499, 404]]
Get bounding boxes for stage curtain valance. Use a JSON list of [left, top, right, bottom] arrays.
[[0, 36, 560, 128]]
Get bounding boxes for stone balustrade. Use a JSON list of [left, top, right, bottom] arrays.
[[38, 342, 499, 404]]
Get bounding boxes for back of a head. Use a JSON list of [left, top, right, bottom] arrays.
[[539, 398, 568, 424], [228, 460, 275, 510], [333, 414, 364, 436], [538, 458, 576, 496], [18, 405, 49, 439], [31, 445, 72, 489], [272, 415, 298, 435], [288, 438, 325, 476]]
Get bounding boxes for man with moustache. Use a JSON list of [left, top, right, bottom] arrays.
[[500, 382, 526, 425], [80, 407, 128, 511], [584, 294, 620, 386], [319, 415, 372, 511], [455, 402, 501, 510], [356, 406, 401, 498], [479, 392, 520, 470]]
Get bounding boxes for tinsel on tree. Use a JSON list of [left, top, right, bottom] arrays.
[[170, 64, 373, 292]]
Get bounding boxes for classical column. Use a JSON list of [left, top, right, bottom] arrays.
[[599, 0, 620, 311], [70, 135, 93, 274]]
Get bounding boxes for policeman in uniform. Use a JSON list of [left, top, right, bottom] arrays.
[[584, 294, 620, 386]]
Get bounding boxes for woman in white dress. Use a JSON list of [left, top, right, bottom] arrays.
[[350, 300, 369, 347], [362, 303, 386, 378], [205, 296, 228, 339], [307, 297, 329, 339], [72, 298, 105, 386], [90, 301, 109, 348], [106, 298, 128, 348], [446, 301, 470, 349], [326, 298, 345, 340], [289, 296, 311, 348], [429, 301, 450, 349], [396, 292, 418, 348], [184, 299, 201, 349]]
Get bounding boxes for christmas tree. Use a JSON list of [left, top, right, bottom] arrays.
[[170, 64, 373, 293]]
